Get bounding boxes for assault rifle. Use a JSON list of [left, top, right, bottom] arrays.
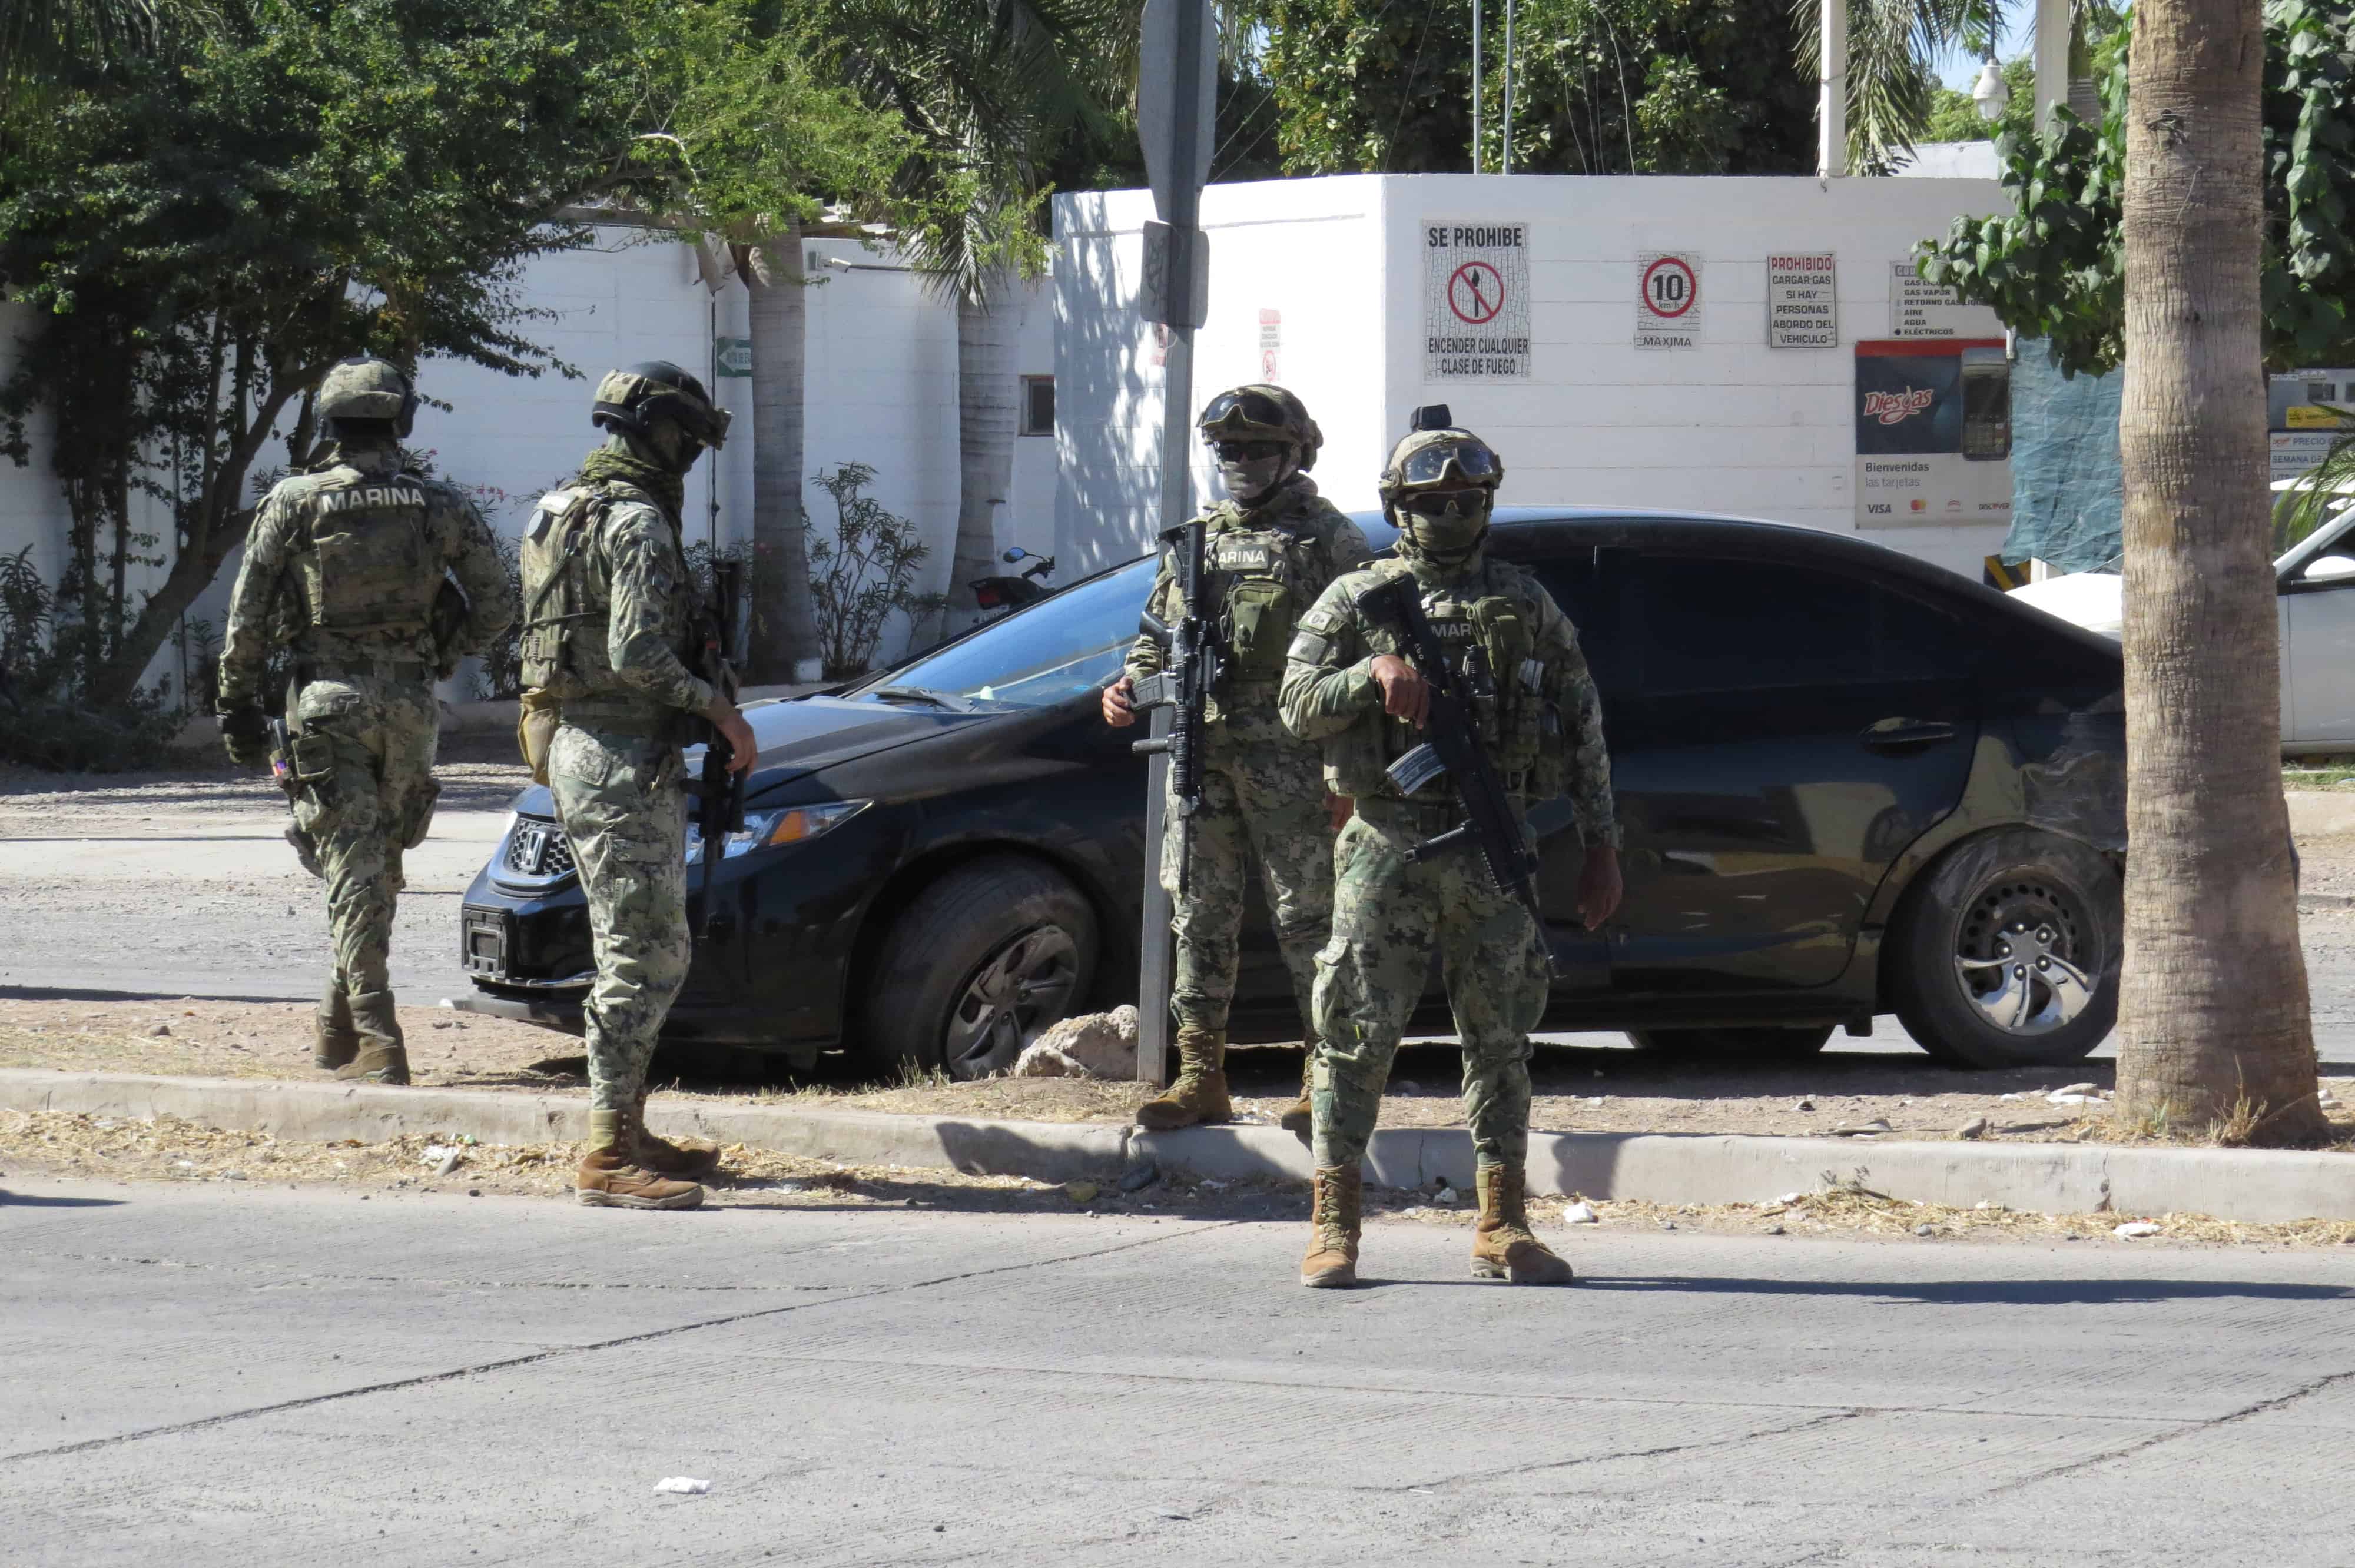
[[692, 557, 748, 942], [1127, 516, 1218, 895], [1356, 574, 1559, 979]]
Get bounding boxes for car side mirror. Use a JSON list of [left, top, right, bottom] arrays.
[[2303, 553, 2355, 585]]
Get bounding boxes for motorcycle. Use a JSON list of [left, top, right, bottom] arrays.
[[970, 546, 1056, 621]]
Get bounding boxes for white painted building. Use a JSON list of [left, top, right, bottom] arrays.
[[1054, 174, 2016, 582], [0, 222, 1055, 697]]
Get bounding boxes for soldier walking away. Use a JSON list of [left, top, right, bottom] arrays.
[[518, 363, 754, 1212], [1103, 385, 1371, 1135], [217, 357, 515, 1088], [1279, 416, 1623, 1288]]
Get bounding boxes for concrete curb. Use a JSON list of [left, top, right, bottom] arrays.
[[10, 1068, 2355, 1222]]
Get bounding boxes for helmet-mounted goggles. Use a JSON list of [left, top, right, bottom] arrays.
[[1198, 388, 1292, 437], [1398, 437, 1501, 488]]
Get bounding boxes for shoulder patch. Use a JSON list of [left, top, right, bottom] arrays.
[[1300, 606, 1344, 635]]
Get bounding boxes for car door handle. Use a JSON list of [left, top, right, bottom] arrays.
[[1859, 717, 1956, 752]]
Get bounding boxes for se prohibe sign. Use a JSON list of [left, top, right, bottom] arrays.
[[1424, 222, 1531, 380]]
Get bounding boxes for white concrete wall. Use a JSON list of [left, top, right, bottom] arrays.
[[1055, 174, 2016, 582], [2, 224, 1054, 689]]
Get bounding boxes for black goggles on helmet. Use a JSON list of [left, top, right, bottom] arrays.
[[1199, 390, 1290, 433], [1399, 438, 1501, 487]]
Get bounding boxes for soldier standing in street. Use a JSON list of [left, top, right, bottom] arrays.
[[1103, 385, 1371, 1134], [1279, 418, 1623, 1288], [217, 357, 515, 1087], [518, 362, 752, 1212]]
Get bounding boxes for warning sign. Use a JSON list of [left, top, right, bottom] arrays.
[[1636, 253, 1701, 348], [1767, 254, 1838, 349], [1423, 222, 1531, 380], [1258, 308, 1281, 381]]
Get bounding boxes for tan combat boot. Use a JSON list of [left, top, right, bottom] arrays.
[[1136, 1026, 1232, 1131], [632, 1086, 722, 1178], [313, 980, 358, 1071], [1470, 1164, 1575, 1284], [333, 990, 410, 1085], [1300, 1165, 1362, 1287], [1277, 1044, 1314, 1145], [576, 1105, 704, 1210]]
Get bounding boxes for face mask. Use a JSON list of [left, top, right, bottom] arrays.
[[1217, 449, 1289, 503], [1399, 490, 1490, 565], [648, 418, 707, 476]]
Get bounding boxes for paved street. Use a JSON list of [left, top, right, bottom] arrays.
[[6, 1177, 2354, 1565]]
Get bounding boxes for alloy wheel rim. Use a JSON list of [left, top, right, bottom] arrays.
[[1952, 876, 2097, 1037], [942, 923, 1080, 1080]]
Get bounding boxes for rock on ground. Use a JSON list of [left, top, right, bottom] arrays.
[[1012, 1006, 1140, 1079]]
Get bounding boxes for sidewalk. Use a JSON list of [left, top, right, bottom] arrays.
[[9, 1067, 2355, 1224]]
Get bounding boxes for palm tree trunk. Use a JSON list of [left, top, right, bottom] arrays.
[[2113, 0, 2323, 1144], [946, 265, 1018, 639], [743, 226, 820, 684]]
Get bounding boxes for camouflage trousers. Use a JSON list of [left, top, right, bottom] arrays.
[[548, 723, 690, 1112], [288, 676, 442, 1005], [1310, 802, 1548, 1171], [1160, 729, 1336, 1042]]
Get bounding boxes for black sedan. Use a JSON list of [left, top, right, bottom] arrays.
[[456, 508, 2127, 1077]]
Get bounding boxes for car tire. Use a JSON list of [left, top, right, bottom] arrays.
[[1626, 1026, 1835, 1062], [861, 855, 1097, 1081], [1888, 828, 2120, 1069]]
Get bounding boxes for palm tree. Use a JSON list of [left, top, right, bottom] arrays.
[[825, 0, 1128, 637], [1, 0, 174, 97], [2112, 0, 2323, 1144], [1791, 0, 2116, 172]]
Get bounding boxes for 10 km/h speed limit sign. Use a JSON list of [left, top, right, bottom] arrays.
[[1636, 253, 1702, 349]]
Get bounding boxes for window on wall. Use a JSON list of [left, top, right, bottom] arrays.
[[1020, 375, 1054, 437]]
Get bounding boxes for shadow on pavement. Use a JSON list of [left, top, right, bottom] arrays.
[[0, 1189, 127, 1208], [1578, 1275, 2355, 1304]]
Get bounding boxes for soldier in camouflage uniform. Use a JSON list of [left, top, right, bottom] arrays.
[[218, 357, 515, 1087], [1279, 420, 1623, 1288], [518, 362, 752, 1212], [1103, 386, 1371, 1133]]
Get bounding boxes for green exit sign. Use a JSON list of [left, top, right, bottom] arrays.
[[715, 337, 753, 377]]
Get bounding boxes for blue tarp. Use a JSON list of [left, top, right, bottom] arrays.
[[2002, 344, 2123, 573]]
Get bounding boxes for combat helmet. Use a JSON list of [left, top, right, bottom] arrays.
[[1196, 384, 1322, 471], [591, 361, 731, 450], [316, 356, 419, 438], [1380, 409, 1505, 567]]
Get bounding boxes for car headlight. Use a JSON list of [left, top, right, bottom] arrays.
[[685, 799, 870, 863]]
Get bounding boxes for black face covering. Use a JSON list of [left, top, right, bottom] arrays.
[[1397, 490, 1491, 572]]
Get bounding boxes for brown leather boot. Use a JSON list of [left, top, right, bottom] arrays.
[[1278, 1044, 1314, 1145], [576, 1107, 704, 1210], [313, 979, 358, 1071], [333, 989, 410, 1085], [1470, 1164, 1575, 1284], [1136, 1026, 1232, 1131], [633, 1087, 721, 1178], [1299, 1164, 1362, 1288]]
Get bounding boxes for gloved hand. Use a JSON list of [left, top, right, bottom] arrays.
[[218, 705, 271, 768]]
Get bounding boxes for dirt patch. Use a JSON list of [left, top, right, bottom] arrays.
[[10, 1109, 2355, 1250]]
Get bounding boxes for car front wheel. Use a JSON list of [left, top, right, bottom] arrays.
[[1888, 828, 2120, 1069], [861, 855, 1097, 1081]]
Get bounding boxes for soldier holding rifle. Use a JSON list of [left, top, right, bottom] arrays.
[[516, 361, 753, 1212], [1103, 385, 1371, 1134], [1279, 411, 1622, 1289]]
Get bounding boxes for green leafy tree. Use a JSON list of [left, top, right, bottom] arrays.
[[1238, 0, 1817, 175], [0, 0, 647, 708], [1920, 2, 2355, 377], [615, 0, 912, 683]]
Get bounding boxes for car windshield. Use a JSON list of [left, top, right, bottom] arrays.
[[867, 557, 1154, 711]]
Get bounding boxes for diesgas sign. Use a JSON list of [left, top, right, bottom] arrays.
[[1853, 338, 2013, 530]]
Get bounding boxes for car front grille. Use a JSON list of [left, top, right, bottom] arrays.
[[502, 819, 576, 880]]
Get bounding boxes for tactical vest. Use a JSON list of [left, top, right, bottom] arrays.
[[1328, 560, 1557, 800], [1208, 519, 1309, 684], [291, 467, 439, 642], [518, 481, 688, 703]]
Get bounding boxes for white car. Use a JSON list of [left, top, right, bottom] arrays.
[[2008, 502, 2355, 754]]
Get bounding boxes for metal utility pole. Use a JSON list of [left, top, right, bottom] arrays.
[[2031, 0, 2068, 127], [1133, 0, 1215, 1087], [1501, 0, 1517, 173], [1817, 0, 1847, 178], [1472, 0, 1483, 172]]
